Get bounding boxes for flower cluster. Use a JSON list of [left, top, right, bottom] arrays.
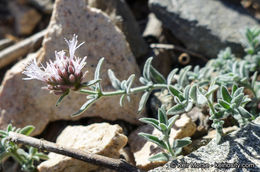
[[23, 34, 87, 94]]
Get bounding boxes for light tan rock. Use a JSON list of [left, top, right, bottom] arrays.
[[86, 0, 148, 58], [37, 123, 127, 172], [0, 0, 142, 135], [8, 1, 42, 35], [203, 126, 239, 139], [129, 114, 196, 170]]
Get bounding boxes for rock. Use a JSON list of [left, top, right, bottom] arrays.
[[0, 0, 142, 135], [149, 0, 260, 58], [129, 114, 196, 170], [204, 126, 239, 139], [37, 123, 128, 172], [8, 1, 42, 35], [87, 0, 148, 58], [150, 120, 260, 172]]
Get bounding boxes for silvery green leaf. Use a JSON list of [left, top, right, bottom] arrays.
[[17, 148, 29, 159], [150, 66, 166, 84], [241, 97, 251, 106], [29, 147, 37, 156], [19, 125, 35, 136], [139, 118, 160, 130], [94, 57, 104, 90], [233, 87, 244, 97], [221, 86, 232, 103], [231, 93, 244, 107], [139, 77, 148, 85], [71, 98, 98, 117], [32, 155, 40, 161], [168, 85, 185, 101], [167, 68, 178, 86], [167, 103, 186, 115], [121, 80, 127, 90], [81, 79, 101, 88], [158, 107, 167, 125], [119, 94, 125, 107], [239, 61, 248, 77], [167, 115, 179, 130], [205, 85, 219, 98], [184, 85, 191, 100], [143, 57, 153, 81], [238, 107, 252, 118], [189, 84, 197, 103], [174, 147, 183, 156], [138, 91, 150, 113], [218, 100, 231, 109], [35, 152, 49, 160], [7, 124, 12, 132], [185, 101, 193, 112], [126, 74, 135, 94], [148, 152, 169, 162], [56, 90, 69, 107], [138, 133, 167, 149], [251, 72, 258, 87], [216, 129, 222, 144], [231, 84, 238, 96], [108, 69, 121, 89], [172, 137, 192, 149], [178, 66, 191, 87], [0, 130, 7, 137], [232, 61, 238, 74], [159, 123, 167, 131]]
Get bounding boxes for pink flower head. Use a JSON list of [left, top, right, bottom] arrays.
[[23, 34, 87, 94]]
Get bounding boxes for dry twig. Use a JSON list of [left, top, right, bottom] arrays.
[[7, 132, 143, 172]]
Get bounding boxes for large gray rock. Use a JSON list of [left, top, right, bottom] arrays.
[[0, 0, 142, 135], [149, 0, 260, 58], [150, 120, 260, 172], [87, 0, 148, 58]]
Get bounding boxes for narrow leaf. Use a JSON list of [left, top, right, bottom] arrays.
[[238, 107, 253, 118], [221, 86, 232, 103], [81, 79, 101, 88], [178, 66, 191, 87], [19, 125, 35, 136], [71, 98, 98, 117], [205, 85, 219, 98], [167, 115, 179, 130], [56, 90, 69, 107], [231, 84, 238, 96], [138, 91, 150, 113], [168, 85, 185, 101], [139, 118, 160, 130], [126, 74, 135, 94], [167, 103, 186, 115], [184, 85, 191, 100], [158, 108, 167, 125], [233, 87, 244, 98], [232, 93, 244, 107], [173, 137, 192, 149], [94, 57, 104, 90], [150, 66, 166, 84], [148, 152, 169, 162], [138, 133, 167, 149], [143, 57, 153, 81], [218, 100, 231, 109], [159, 123, 167, 131], [167, 68, 178, 86], [189, 84, 197, 103], [108, 69, 121, 89], [119, 94, 125, 107]]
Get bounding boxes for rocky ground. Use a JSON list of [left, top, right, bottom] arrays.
[[0, 0, 260, 172]]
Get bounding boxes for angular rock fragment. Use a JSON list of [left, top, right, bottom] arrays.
[[38, 123, 128, 172], [0, 0, 142, 135]]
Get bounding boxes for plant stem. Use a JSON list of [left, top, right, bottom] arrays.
[[80, 84, 168, 96], [165, 138, 175, 157]]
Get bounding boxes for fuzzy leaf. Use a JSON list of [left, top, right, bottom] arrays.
[[56, 90, 69, 107], [19, 125, 35, 136], [94, 57, 104, 90], [119, 94, 125, 107], [159, 123, 168, 131], [167, 103, 186, 115], [238, 107, 252, 118], [205, 85, 219, 98], [150, 66, 166, 84], [143, 57, 153, 81], [221, 86, 232, 103], [189, 84, 197, 103], [178, 66, 191, 87], [168, 85, 185, 101], [167, 68, 178, 86], [232, 93, 244, 107], [148, 152, 169, 162], [108, 69, 121, 89], [138, 133, 167, 149], [173, 137, 192, 149], [233, 87, 244, 98], [158, 108, 167, 125], [231, 84, 238, 96], [139, 118, 160, 130], [218, 100, 230, 109], [167, 115, 179, 130], [71, 98, 98, 117], [126, 74, 135, 94], [138, 91, 150, 113], [35, 152, 49, 160], [81, 79, 102, 88]]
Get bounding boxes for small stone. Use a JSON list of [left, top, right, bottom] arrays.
[[37, 123, 128, 172], [129, 114, 196, 170], [8, 1, 42, 35], [203, 126, 239, 139]]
